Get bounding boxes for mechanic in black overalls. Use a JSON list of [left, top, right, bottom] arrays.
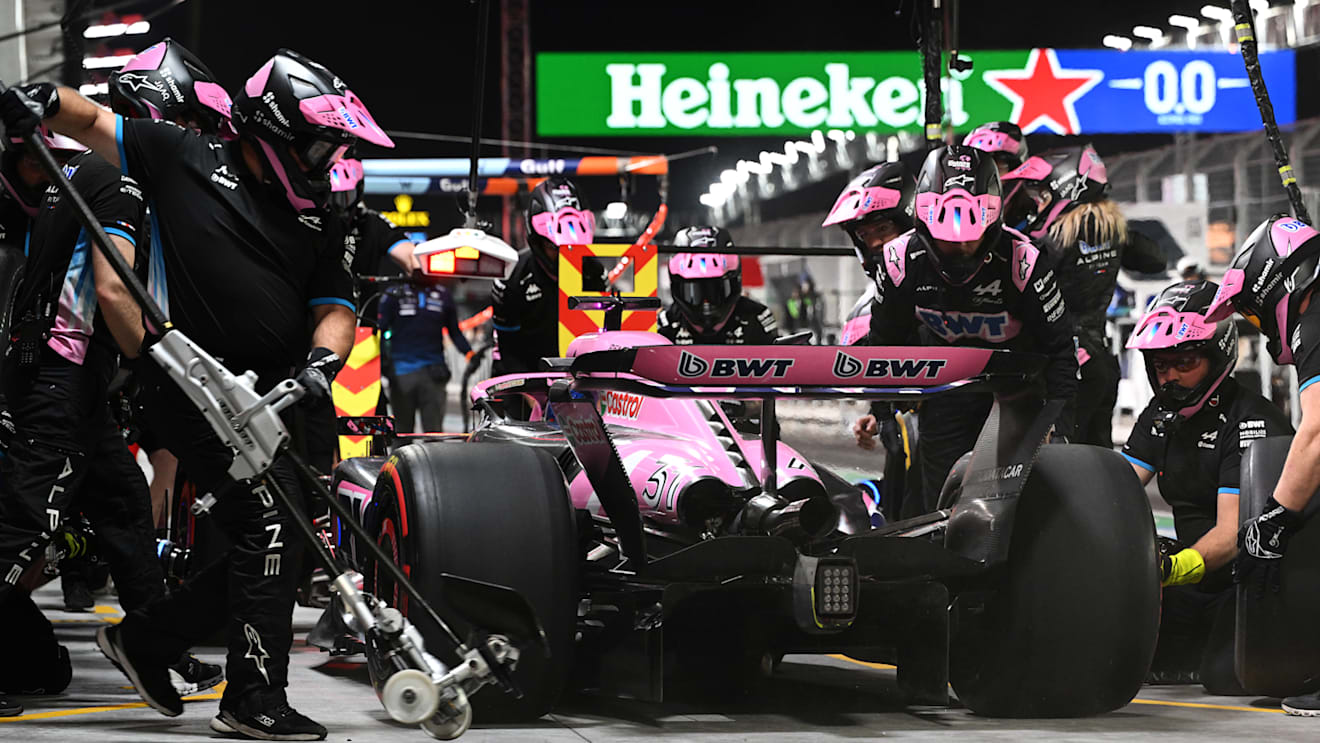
[[1202, 214, 1320, 715], [0, 48, 389, 738], [855, 145, 1078, 513], [1123, 280, 1291, 693], [657, 226, 777, 345], [0, 126, 75, 718], [492, 176, 595, 373], [1002, 145, 1167, 448]]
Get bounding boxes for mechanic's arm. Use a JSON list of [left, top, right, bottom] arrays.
[[43, 87, 120, 167], [310, 304, 354, 360], [1019, 259, 1080, 431], [93, 234, 143, 357], [1129, 461, 1155, 486], [444, 298, 473, 357], [387, 241, 416, 272], [1272, 383, 1320, 512], [1188, 491, 1239, 572]]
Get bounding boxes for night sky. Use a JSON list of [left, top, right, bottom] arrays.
[[112, 0, 1245, 227]]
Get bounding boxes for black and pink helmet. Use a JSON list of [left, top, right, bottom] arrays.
[[668, 226, 742, 334], [1127, 280, 1238, 418], [962, 121, 1028, 171], [913, 145, 1002, 285], [109, 38, 235, 138], [1001, 144, 1110, 240], [232, 49, 394, 212], [1204, 215, 1320, 364], [821, 161, 915, 277]]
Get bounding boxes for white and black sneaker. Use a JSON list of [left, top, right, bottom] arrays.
[[209, 691, 326, 741], [1283, 690, 1320, 716], [169, 653, 224, 697], [96, 625, 183, 717]]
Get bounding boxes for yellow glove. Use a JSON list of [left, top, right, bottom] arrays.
[[1160, 547, 1206, 587]]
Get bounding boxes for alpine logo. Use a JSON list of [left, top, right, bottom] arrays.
[[298, 214, 323, 231], [972, 279, 1002, 297], [832, 350, 949, 379], [677, 350, 794, 379]]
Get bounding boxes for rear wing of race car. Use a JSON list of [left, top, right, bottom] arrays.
[[548, 344, 1059, 571], [566, 344, 1044, 399]]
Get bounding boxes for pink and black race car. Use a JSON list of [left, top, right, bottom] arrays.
[[323, 295, 1161, 725]]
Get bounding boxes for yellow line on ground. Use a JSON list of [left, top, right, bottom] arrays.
[[0, 684, 225, 723], [1130, 698, 1284, 714], [829, 654, 896, 670], [832, 655, 1283, 715]]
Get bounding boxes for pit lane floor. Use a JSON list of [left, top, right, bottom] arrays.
[[3, 586, 1305, 742]]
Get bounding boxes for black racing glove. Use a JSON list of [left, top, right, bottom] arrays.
[[0, 82, 59, 137], [295, 347, 344, 402], [1236, 496, 1303, 593]]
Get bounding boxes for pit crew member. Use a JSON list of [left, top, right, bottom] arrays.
[[0, 47, 392, 739], [1202, 214, 1320, 715], [658, 226, 776, 345], [1124, 280, 1291, 692], [492, 176, 594, 373], [851, 144, 1079, 512]]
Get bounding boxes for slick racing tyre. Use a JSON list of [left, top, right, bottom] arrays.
[[950, 445, 1160, 717], [368, 441, 578, 721]]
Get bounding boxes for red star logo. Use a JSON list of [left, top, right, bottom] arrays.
[[983, 49, 1104, 135]]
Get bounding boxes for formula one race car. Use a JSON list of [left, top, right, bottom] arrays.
[[323, 296, 1161, 723]]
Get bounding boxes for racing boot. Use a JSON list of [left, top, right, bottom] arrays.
[[61, 572, 94, 612], [96, 624, 183, 716], [169, 653, 224, 697], [0, 693, 20, 717], [210, 688, 327, 741]]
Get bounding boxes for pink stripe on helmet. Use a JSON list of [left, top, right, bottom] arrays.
[[821, 185, 902, 227], [256, 138, 316, 211], [1177, 361, 1235, 419], [1203, 268, 1245, 323], [329, 158, 364, 193], [120, 41, 168, 72], [1002, 155, 1052, 183], [530, 207, 596, 246], [1125, 307, 1220, 350], [193, 80, 233, 119], [1080, 146, 1108, 185], [915, 188, 1000, 242], [668, 252, 738, 279], [1269, 217, 1320, 257], [297, 91, 395, 148], [1027, 197, 1071, 239], [962, 130, 1021, 155], [245, 59, 274, 97]]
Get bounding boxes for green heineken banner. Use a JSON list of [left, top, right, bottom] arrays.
[[536, 49, 1296, 136]]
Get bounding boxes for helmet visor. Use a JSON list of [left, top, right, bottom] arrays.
[[676, 276, 737, 319]]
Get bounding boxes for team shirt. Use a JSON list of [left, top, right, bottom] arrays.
[[18, 151, 144, 364], [114, 116, 352, 372], [656, 296, 777, 345]]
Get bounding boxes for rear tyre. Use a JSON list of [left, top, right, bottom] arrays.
[[950, 444, 1160, 717], [369, 442, 578, 720]]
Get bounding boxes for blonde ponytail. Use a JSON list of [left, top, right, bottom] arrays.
[[1048, 199, 1127, 249]]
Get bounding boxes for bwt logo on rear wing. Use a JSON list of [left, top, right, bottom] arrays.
[[570, 346, 1027, 389]]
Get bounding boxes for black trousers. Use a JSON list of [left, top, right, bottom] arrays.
[[917, 385, 994, 514], [122, 363, 305, 703], [388, 364, 450, 433], [1151, 584, 1241, 695], [0, 345, 162, 610], [1074, 349, 1121, 449]]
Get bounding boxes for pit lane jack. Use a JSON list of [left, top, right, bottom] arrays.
[[6, 84, 538, 739]]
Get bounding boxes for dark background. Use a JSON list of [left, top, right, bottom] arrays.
[[95, 0, 1292, 231]]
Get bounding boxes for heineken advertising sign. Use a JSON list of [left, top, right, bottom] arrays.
[[536, 49, 1296, 136]]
